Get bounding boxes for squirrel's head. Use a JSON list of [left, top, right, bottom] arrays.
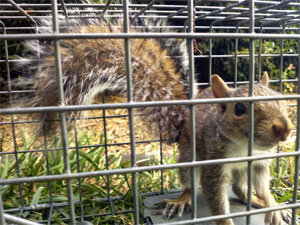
[[211, 72, 293, 150]]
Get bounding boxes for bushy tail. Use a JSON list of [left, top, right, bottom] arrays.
[[16, 15, 192, 142]]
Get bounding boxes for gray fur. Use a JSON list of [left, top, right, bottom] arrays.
[[163, 76, 294, 225]]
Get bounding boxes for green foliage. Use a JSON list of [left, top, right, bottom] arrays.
[[270, 137, 300, 204], [196, 32, 298, 93], [0, 129, 179, 224]]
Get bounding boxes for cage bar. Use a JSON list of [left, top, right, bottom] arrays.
[[51, 0, 76, 223], [122, 0, 139, 224], [246, 1, 255, 224]]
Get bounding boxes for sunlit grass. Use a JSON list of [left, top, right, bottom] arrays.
[[0, 126, 179, 224], [270, 136, 300, 206]]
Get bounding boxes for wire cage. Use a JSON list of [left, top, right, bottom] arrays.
[[0, 0, 300, 224]]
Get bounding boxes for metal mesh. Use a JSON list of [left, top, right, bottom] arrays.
[[0, 0, 300, 224]]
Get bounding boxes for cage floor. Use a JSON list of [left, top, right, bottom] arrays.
[[143, 189, 289, 225]]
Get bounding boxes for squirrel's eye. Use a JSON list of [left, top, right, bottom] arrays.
[[234, 103, 246, 116]]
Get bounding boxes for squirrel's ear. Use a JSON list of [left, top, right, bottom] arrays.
[[211, 74, 230, 98], [261, 71, 269, 87]]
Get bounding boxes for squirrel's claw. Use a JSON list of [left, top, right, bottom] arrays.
[[280, 209, 300, 225], [281, 209, 292, 225], [264, 209, 299, 225], [161, 189, 192, 219], [161, 198, 191, 219], [176, 203, 185, 219]]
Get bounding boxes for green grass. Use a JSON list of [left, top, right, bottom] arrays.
[[270, 136, 300, 204], [0, 128, 179, 224], [0, 127, 299, 224]]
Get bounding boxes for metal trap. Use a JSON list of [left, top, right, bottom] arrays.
[[0, 0, 300, 224]]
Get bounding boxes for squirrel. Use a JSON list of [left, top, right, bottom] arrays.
[[17, 17, 294, 225], [161, 72, 294, 225]]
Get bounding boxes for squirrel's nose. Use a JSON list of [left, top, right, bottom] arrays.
[[271, 117, 293, 141]]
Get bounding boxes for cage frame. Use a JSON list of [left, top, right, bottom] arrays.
[[0, 0, 300, 224]]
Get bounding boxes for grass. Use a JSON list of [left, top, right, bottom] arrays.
[[0, 122, 180, 224], [0, 112, 299, 224], [270, 135, 300, 205]]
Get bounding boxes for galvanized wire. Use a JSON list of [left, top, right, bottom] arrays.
[[0, 0, 300, 224], [246, 1, 255, 224], [51, 0, 76, 223]]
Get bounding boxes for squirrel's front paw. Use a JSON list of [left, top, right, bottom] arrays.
[[160, 198, 191, 219], [264, 209, 299, 225], [264, 210, 282, 225], [280, 208, 300, 225]]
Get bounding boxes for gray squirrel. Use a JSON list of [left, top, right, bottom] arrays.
[[18, 17, 294, 225], [162, 72, 293, 225]]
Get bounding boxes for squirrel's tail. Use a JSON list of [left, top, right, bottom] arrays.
[[16, 16, 193, 142]]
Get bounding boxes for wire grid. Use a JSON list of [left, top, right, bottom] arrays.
[[0, 0, 300, 224]]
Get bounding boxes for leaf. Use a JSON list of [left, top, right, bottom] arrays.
[[278, 191, 293, 203], [78, 130, 88, 144], [57, 208, 69, 218], [22, 211, 30, 218], [1, 155, 9, 180], [80, 183, 107, 197], [11, 197, 19, 207], [18, 130, 28, 151], [49, 196, 68, 202], [78, 150, 100, 170], [31, 187, 44, 205]]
